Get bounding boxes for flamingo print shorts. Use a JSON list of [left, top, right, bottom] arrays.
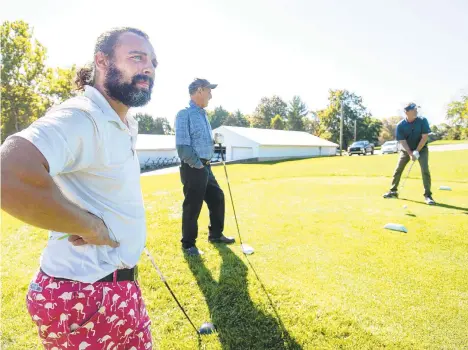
[[26, 270, 153, 350]]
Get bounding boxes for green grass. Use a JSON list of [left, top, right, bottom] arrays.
[[429, 140, 468, 146], [2, 151, 468, 349]]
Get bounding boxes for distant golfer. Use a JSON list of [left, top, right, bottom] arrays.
[[1, 27, 156, 348], [383, 102, 436, 205], [175, 78, 235, 256]]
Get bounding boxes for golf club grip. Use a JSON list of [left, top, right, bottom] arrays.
[[144, 248, 166, 282]]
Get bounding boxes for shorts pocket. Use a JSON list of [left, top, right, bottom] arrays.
[[45, 284, 113, 346]]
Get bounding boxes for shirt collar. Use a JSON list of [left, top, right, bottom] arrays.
[[84, 85, 129, 130], [405, 116, 419, 124], [189, 100, 204, 112]]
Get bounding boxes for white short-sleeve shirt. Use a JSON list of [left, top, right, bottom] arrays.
[[12, 86, 146, 283]]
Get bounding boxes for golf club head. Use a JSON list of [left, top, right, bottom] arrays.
[[214, 132, 224, 145], [241, 244, 254, 255], [199, 322, 216, 335]]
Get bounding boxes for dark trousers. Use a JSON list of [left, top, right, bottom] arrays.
[[180, 162, 225, 249], [390, 147, 432, 197]]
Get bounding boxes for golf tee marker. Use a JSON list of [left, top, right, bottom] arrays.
[[384, 223, 408, 233]]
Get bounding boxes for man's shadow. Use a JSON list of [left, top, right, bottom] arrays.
[[185, 245, 301, 350], [401, 199, 468, 214]]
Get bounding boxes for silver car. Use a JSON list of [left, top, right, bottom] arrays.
[[381, 140, 400, 154]]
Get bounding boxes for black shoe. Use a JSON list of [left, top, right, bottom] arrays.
[[425, 196, 436, 205], [208, 235, 235, 244], [383, 191, 398, 199], [183, 246, 204, 256]]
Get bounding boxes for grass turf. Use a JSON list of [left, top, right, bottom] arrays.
[[1, 150, 467, 349], [428, 140, 468, 146]]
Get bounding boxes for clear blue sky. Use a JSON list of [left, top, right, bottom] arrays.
[[3, 0, 467, 125]]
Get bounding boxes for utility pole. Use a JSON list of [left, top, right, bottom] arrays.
[[339, 100, 344, 156], [354, 119, 357, 141]]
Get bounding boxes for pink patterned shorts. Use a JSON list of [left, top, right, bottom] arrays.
[[26, 270, 153, 350]]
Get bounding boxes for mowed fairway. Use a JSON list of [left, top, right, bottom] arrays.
[[1, 150, 467, 349]]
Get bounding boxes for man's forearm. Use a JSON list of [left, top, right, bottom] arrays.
[[176, 145, 203, 168], [416, 135, 428, 152], [1, 138, 98, 237], [399, 140, 413, 154]]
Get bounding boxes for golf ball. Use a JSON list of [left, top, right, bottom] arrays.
[[403, 205, 408, 209]]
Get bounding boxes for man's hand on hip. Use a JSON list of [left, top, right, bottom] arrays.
[[193, 160, 204, 169], [68, 212, 119, 248]]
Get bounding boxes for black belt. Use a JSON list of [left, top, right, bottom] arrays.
[[200, 158, 211, 165], [40, 266, 138, 282]]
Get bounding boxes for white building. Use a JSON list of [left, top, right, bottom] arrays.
[[135, 134, 178, 168], [212, 126, 338, 161]]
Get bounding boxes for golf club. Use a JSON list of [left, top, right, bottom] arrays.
[[217, 140, 254, 255], [400, 160, 415, 193], [143, 247, 216, 336]]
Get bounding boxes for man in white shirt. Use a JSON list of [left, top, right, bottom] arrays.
[[1, 27, 157, 349]]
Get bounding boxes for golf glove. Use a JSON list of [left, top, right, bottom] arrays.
[[214, 133, 224, 144], [413, 150, 420, 160]]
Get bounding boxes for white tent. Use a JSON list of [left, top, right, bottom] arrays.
[[135, 134, 178, 167], [212, 126, 338, 161]]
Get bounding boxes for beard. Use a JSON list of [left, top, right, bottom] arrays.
[[104, 63, 154, 107]]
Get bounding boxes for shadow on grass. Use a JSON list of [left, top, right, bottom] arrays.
[[401, 199, 468, 213], [184, 244, 302, 350]]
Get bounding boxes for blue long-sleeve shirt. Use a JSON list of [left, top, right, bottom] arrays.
[[175, 101, 214, 167]]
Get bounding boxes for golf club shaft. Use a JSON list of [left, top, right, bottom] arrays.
[[400, 160, 415, 191], [144, 248, 200, 335], [219, 146, 245, 247]]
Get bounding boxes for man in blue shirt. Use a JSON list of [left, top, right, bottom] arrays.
[[175, 78, 235, 256], [383, 103, 436, 205]]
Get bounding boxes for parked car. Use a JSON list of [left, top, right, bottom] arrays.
[[381, 140, 400, 154], [347, 140, 374, 156]]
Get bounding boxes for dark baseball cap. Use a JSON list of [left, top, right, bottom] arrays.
[[188, 78, 218, 95], [404, 102, 420, 111]]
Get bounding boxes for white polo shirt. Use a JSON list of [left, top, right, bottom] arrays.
[[14, 86, 146, 283]]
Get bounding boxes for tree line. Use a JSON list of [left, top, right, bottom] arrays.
[[2, 20, 467, 145], [207, 92, 383, 149]]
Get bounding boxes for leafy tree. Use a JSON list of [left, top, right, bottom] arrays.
[[270, 114, 285, 130], [378, 116, 402, 144], [303, 112, 321, 136], [357, 114, 383, 145], [134, 113, 172, 134], [286, 95, 307, 131], [224, 109, 249, 127], [445, 95, 468, 140], [45, 66, 77, 103], [250, 96, 287, 128], [1, 20, 76, 142], [153, 117, 173, 135], [207, 106, 229, 129], [316, 89, 381, 148]]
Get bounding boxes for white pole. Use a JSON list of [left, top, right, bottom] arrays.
[[340, 100, 344, 156]]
